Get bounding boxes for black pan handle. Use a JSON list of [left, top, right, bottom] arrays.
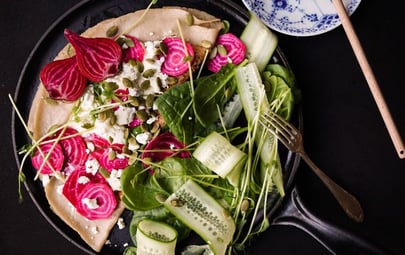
[[272, 186, 392, 255]]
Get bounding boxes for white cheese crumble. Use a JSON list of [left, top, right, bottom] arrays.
[[78, 176, 90, 184], [107, 169, 123, 191], [114, 106, 136, 125], [82, 198, 99, 210], [135, 132, 152, 145], [85, 158, 100, 175], [117, 217, 125, 229]]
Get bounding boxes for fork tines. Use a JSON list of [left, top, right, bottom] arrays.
[[259, 111, 298, 147]]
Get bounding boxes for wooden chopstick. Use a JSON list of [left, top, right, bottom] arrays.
[[332, 0, 405, 159]]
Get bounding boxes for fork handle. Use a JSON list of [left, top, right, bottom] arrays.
[[299, 151, 364, 222]]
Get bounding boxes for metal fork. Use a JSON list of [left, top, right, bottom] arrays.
[[259, 110, 364, 222]]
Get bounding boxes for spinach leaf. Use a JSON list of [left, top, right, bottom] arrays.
[[154, 82, 197, 144], [120, 163, 166, 210], [193, 64, 238, 127]]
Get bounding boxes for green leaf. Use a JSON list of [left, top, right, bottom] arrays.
[[120, 163, 166, 210], [193, 64, 238, 127]]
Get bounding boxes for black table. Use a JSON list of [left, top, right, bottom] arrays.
[[1, 0, 404, 254]]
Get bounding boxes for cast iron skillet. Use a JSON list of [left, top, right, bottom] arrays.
[[11, 0, 391, 254]]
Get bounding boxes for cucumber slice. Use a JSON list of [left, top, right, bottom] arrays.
[[235, 63, 284, 196], [136, 219, 178, 255], [193, 131, 246, 186], [163, 179, 236, 255], [240, 12, 278, 72]]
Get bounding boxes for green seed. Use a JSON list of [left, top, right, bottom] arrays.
[[241, 199, 250, 212], [159, 42, 168, 55], [141, 123, 149, 132], [144, 58, 155, 64], [129, 96, 140, 107], [140, 80, 151, 90], [217, 44, 228, 56], [98, 111, 107, 122], [122, 77, 134, 88], [150, 121, 160, 133], [136, 110, 149, 121], [128, 59, 137, 67], [166, 76, 178, 85], [136, 61, 144, 73], [143, 69, 156, 78], [155, 194, 168, 203], [156, 77, 163, 89], [104, 82, 119, 91], [109, 115, 117, 125], [145, 94, 155, 108], [108, 150, 116, 160], [200, 40, 212, 49], [209, 46, 218, 59], [185, 13, 194, 26], [170, 198, 185, 207], [106, 25, 119, 37]]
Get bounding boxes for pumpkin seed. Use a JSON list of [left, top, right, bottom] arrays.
[[170, 198, 185, 207], [109, 114, 117, 125], [185, 13, 194, 26], [140, 80, 151, 90], [241, 199, 250, 212], [104, 82, 119, 91], [136, 60, 144, 73], [150, 121, 160, 133], [129, 96, 140, 107], [106, 25, 119, 37], [108, 150, 116, 160], [128, 59, 137, 67], [136, 110, 149, 121], [200, 40, 212, 49], [155, 194, 168, 203], [141, 123, 149, 132], [159, 42, 168, 55], [145, 94, 155, 108], [122, 77, 134, 88], [144, 58, 155, 64], [166, 76, 178, 85], [143, 69, 156, 78], [98, 111, 107, 122], [156, 77, 163, 89], [209, 46, 218, 59], [217, 44, 228, 56]]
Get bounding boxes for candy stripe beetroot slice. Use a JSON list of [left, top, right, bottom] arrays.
[[31, 141, 65, 175], [98, 145, 129, 172], [57, 127, 88, 169], [122, 34, 145, 62], [141, 132, 190, 168], [62, 166, 108, 208], [161, 37, 194, 76], [207, 33, 246, 73], [76, 183, 117, 220], [64, 29, 122, 82], [39, 56, 88, 101]]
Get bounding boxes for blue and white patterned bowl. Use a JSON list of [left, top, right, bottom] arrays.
[[242, 0, 362, 36]]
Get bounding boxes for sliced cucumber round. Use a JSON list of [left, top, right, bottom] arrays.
[[163, 179, 236, 255], [136, 219, 178, 255]]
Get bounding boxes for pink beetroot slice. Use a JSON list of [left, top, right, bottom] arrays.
[[57, 127, 88, 170], [64, 29, 122, 82], [207, 33, 246, 73], [76, 183, 117, 220], [122, 34, 145, 62], [39, 56, 88, 101], [161, 37, 194, 76], [31, 141, 65, 175]]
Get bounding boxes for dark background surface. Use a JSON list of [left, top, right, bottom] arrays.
[[1, 0, 404, 254]]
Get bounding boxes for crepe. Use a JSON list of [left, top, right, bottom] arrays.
[[28, 7, 224, 252]]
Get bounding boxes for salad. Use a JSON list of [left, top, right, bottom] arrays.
[[12, 2, 300, 255]]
